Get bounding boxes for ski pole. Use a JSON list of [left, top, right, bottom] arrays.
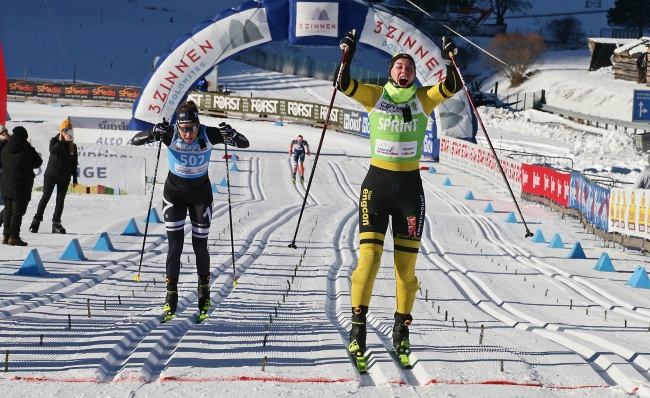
[[288, 30, 353, 249], [134, 119, 166, 282], [220, 123, 238, 286], [448, 51, 533, 238]]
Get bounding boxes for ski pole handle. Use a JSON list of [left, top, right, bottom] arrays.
[[339, 29, 356, 52]]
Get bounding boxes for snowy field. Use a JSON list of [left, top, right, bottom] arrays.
[[1, 100, 650, 397]]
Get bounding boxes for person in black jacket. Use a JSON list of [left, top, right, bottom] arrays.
[[1, 126, 43, 246], [0, 125, 9, 225], [29, 120, 79, 234], [131, 100, 249, 321]]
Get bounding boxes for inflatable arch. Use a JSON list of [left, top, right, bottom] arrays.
[[129, 0, 477, 146]]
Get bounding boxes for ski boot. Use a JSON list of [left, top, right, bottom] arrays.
[[300, 175, 305, 184], [162, 278, 178, 322], [29, 217, 41, 233], [349, 305, 368, 372], [197, 275, 211, 323], [2, 235, 8, 245], [392, 312, 413, 368], [52, 221, 66, 234], [292, 174, 296, 184]]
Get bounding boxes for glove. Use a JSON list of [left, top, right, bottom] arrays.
[[219, 122, 239, 145], [307, 152, 311, 156], [339, 30, 356, 62], [152, 120, 170, 140], [441, 36, 457, 65]]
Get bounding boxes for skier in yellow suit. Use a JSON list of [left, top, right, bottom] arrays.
[[337, 30, 461, 358]]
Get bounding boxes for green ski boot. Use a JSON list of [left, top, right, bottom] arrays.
[[197, 275, 211, 323], [392, 312, 413, 369], [349, 306, 368, 373], [162, 278, 178, 323]]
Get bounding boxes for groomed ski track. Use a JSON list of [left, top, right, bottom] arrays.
[[1, 119, 650, 396]]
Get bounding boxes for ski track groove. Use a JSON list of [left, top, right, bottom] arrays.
[[420, 175, 649, 391], [96, 206, 301, 382], [286, 157, 318, 205], [327, 161, 421, 387]]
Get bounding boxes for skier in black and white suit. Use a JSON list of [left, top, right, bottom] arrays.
[[132, 100, 249, 319], [289, 135, 310, 184]]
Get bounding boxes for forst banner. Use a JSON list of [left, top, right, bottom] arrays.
[[569, 173, 610, 232], [188, 93, 343, 125], [608, 188, 650, 239], [7, 79, 140, 103], [439, 136, 522, 196], [521, 164, 570, 207]]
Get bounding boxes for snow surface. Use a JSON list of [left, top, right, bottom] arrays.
[[2, 98, 650, 396], [2, 1, 650, 396]]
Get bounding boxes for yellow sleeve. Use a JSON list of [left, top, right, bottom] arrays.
[[417, 80, 456, 115], [342, 78, 384, 113]]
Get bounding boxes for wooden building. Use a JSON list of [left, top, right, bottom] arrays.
[[612, 37, 649, 83]]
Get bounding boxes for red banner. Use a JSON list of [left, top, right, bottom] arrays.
[[0, 42, 6, 125], [521, 164, 570, 207]]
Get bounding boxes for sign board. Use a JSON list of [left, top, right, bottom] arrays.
[[633, 90, 650, 122]]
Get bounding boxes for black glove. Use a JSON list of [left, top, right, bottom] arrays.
[[339, 30, 356, 63], [219, 122, 238, 145], [441, 36, 458, 65], [152, 119, 170, 140]]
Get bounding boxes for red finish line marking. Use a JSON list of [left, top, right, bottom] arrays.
[[425, 379, 609, 390]]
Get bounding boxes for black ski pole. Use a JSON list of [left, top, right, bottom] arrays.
[[288, 30, 353, 249], [220, 123, 239, 286], [448, 51, 533, 238], [135, 119, 166, 282]]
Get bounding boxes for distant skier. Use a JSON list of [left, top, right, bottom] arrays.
[[132, 100, 249, 321], [633, 154, 650, 189], [289, 135, 310, 184], [336, 31, 461, 362]]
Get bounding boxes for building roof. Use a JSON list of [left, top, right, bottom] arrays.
[[613, 37, 650, 55]]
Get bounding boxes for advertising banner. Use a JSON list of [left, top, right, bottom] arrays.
[[569, 173, 610, 232], [32, 155, 146, 195], [7, 79, 140, 103], [134, 7, 272, 124], [68, 117, 132, 130], [521, 164, 570, 207], [343, 108, 363, 134], [608, 188, 650, 238], [439, 136, 522, 195], [188, 93, 343, 126]]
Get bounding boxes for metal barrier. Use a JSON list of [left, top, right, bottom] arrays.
[[495, 148, 574, 171], [536, 103, 650, 135], [496, 90, 546, 111]]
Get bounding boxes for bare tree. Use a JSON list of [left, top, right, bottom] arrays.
[[482, 0, 532, 26], [548, 16, 585, 44], [532, 16, 551, 37], [485, 32, 546, 87]]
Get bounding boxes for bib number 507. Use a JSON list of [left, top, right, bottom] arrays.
[[180, 154, 204, 166]]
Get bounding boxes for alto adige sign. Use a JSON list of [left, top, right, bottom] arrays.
[[295, 2, 339, 37]]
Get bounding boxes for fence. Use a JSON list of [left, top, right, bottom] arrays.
[[496, 90, 546, 111], [536, 104, 650, 135], [232, 48, 389, 85]]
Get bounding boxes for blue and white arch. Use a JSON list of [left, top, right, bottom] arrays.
[[128, 0, 477, 152]]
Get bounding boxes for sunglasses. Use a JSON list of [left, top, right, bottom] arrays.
[[178, 124, 198, 133], [61, 128, 73, 133]]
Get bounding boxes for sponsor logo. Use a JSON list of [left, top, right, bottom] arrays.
[[250, 99, 279, 114], [360, 188, 372, 226], [344, 112, 361, 132], [375, 139, 418, 158], [407, 216, 417, 237], [288, 102, 314, 118], [37, 83, 62, 94], [93, 86, 117, 97], [65, 85, 90, 95], [9, 80, 34, 92], [377, 117, 419, 133], [214, 96, 241, 111], [119, 87, 140, 99], [296, 2, 339, 37]]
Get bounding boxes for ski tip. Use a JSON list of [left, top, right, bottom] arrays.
[[134, 275, 140, 282], [233, 280, 239, 286]]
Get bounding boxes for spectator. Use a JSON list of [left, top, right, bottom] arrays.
[[633, 154, 650, 189], [0, 126, 43, 246], [0, 125, 9, 225], [29, 120, 79, 234], [197, 77, 208, 92]]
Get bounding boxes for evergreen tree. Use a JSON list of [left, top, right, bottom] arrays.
[[607, 0, 650, 38]]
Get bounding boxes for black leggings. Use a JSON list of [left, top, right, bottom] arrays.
[[163, 181, 213, 280], [2, 198, 29, 238], [34, 176, 70, 222]]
